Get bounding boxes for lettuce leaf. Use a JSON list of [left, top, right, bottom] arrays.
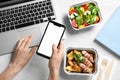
[[76, 16, 83, 26], [73, 53, 85, 64]]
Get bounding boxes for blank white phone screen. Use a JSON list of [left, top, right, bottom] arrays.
[[38, 22, 64, 57]]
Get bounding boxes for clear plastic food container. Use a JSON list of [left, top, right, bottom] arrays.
[[64, 47, 98, 76], [68, 1, 102, 30]]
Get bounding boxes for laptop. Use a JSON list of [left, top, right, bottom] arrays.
[[0, 0, 56, 55]]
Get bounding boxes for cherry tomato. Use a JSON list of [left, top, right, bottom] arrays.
[[69, 8, 77, 15], [83, 22, 88, 27], [81, 4, 88, 11], [94, 16, 100, 24], [72, 19, 78, 28], [69, 10, 76, 15]]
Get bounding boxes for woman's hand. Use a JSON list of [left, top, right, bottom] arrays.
[[11, 35, 36, 71], [0, 36, 36, 80], [48, 41, 64, 80]]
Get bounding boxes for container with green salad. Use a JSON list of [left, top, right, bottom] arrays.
[[68, 1, 101, 30]]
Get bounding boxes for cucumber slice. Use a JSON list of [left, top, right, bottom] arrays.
[[70, 14, 75, 19], [73, 12, 78, 17], [91, 15, 97, 23], [84, 10, 91, 15]]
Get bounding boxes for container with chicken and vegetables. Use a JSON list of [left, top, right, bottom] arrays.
[[64, 48, 98, 75], [68, 1, 101, 30]]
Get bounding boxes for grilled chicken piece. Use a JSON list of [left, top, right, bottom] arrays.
[[82, 51, 94, 63], [82, 58, 93, 67], [79, 63, 93, 73]]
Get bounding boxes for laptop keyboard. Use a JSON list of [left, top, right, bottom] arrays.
[[0, 0, 56, 33]]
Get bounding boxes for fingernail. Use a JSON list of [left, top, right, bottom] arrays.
[[53, 44, 56, 46], [28, 35, 32, 38]]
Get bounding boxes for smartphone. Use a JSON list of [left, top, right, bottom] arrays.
[[37, 21, 66, 59]]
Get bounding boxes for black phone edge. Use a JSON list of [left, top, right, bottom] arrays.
[[36, 20, 66, 59]]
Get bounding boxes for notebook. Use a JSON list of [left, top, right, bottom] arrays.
[[96, 6, 120, 57]]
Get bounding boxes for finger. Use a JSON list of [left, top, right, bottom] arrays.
[[14, 37, 26, 51], [14, 41, 19, 52], [58, 42, 64, 59], [51, 44, 57, 57], [24, 36, 32, 49], [12, 38, 24, 62], [58, 41, 64, 57], [27, 47, 36, 60], [20, 36, 31, 49]]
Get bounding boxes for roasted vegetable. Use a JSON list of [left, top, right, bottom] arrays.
[[66, 66, 75, 72], [67, 51, 74, 60], [72, 62, 82, 72]]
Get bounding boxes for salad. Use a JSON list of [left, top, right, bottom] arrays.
[[69, 2, 101, 29]]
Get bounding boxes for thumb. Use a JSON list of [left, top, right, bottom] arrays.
[[51, 44, 57, 57]]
